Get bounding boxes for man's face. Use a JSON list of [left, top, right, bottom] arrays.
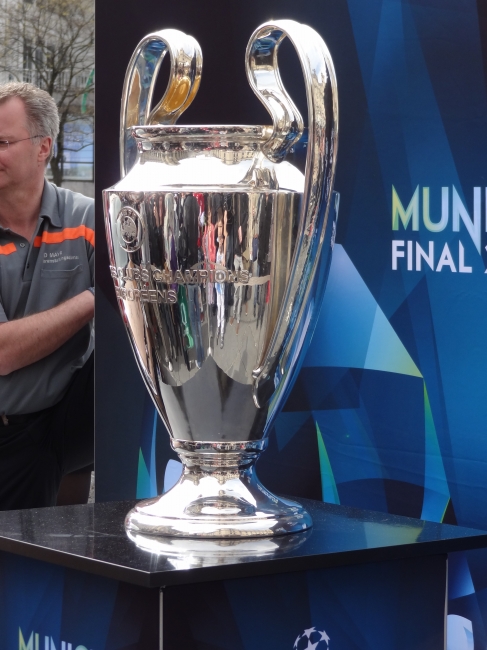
[[0, 97, 50, 193]]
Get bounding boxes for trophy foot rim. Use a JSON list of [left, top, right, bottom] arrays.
[[124, 478, 312, 539]]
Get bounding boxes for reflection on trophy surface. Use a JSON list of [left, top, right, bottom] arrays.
[[127, 529, 311, 569], [104, 20, 339, 538]]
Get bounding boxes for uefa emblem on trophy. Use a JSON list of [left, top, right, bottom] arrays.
[[103, 20, 338, 538]]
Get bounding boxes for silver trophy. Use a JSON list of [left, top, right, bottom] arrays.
[[104, 20, 338, 538]]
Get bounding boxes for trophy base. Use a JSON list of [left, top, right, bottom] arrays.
[[126, 527, 312, 561], [125, 441, 312, 538]]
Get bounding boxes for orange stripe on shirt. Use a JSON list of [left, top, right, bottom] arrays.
[[0, 243, 17, 255], [34, 225, 95, 248]]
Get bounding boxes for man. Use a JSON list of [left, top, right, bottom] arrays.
[[0, 82, 94, 510]]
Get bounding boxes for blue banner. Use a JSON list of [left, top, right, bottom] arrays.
[[0, 553, 159, 650], [164, 556, 446, 649]]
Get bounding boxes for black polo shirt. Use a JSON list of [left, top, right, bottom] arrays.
[[0, 181, 94, 415]]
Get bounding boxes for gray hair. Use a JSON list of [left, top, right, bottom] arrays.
[[0, 82, 59, 164]]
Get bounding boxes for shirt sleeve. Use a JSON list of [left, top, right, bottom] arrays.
[[88, 226, 94, 288], [83, 198, 95, 287], [0, 298, 8, 323]]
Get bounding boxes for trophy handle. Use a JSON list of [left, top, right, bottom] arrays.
[[120, 29, 202, 177], [246, 20, 339, 407]]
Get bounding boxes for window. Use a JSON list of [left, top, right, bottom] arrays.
[[23, 39, 34, 83], [23, 39, 33, 70], [35, 41, 44, 67], [47, 120, 94, 182]]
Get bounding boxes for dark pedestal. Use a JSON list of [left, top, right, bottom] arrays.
[[1, 498, 486, 649]]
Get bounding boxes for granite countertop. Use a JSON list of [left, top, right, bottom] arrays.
[[0, 498, 486, 587]]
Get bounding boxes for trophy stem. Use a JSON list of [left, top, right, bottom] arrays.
[[125, 440, 312, 538]]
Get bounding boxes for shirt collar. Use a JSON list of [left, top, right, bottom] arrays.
[[0, 179, 60, 234], [38, 179, 61, 228]]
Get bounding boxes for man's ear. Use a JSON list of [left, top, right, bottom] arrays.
[[38, 136, 52, 164]]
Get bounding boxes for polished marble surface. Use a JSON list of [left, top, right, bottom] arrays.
[[0, 499, 486, 587]]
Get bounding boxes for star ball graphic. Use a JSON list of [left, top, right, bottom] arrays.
[[294, 626, 330, 650]]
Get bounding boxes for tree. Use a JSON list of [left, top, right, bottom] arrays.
[[0, 0, 94, 186]]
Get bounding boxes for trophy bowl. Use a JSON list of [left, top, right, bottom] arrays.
[[103, 20, 338, 538]]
